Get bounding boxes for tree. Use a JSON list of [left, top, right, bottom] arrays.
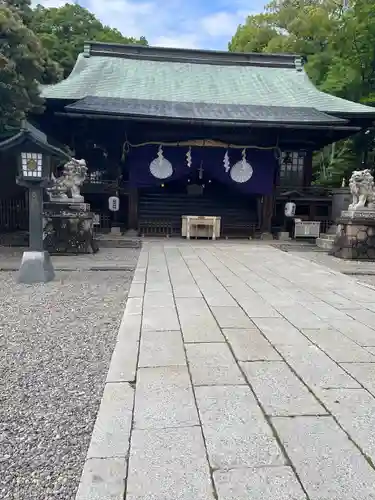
[[229, 1, 341, 87], [228, 13, 278, 53], [1, 0, 33, 23], [0, 5, 61, 133], [0, 0, 148, 133], [325, 0, 375, 103], [312, 141, 357, 186], [30, 3, 148, 78], [228, 0, 375, 186]]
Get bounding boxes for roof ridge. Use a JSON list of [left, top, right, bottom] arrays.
[[83, 41, 302, 69]]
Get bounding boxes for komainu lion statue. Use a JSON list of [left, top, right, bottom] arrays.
[[349, 169, 375, 210], [47, 159, 88, 202]]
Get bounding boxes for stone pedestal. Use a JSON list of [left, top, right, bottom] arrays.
[[17, 251, 55, 284], [278, 231, 291, 241], [330, 209, 375, 260], [331, 188, 351, 221], [43, 202, 99, 254]]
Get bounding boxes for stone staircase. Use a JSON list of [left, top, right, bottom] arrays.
[[316, 233, 335, 250], [95, 233, 142, 248], [316, 224, 337, 251]]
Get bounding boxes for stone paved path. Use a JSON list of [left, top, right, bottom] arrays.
[[77, 242, 375, 500]]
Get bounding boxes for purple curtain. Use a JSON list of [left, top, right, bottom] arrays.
[[127, 144, 277, 195]]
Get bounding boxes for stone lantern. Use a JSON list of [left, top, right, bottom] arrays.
[[0, 122, 71, 283]]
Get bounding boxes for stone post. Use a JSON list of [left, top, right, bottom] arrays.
[[17, 184, 55, 284]]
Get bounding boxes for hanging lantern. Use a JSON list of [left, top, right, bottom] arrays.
[[186, 146, 192, 168], [223, 150, 230, 172]]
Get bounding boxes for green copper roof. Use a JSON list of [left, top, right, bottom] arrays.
[[66, 97, 348, 126], [42, 42, 375, 119]]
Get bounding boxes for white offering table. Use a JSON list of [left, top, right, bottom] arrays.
[[181, 216, 221, 240]]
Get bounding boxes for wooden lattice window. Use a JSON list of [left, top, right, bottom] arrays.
[[279, 151, 306, 186]]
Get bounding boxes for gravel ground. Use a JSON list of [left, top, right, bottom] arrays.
[[0, 265, 136, 500], [0, 247, 141, 270]]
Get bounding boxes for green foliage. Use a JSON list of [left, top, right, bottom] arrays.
[[0, 5, 61, 132], [0, 1, 148, 132], [30, 3, 148, 79], [2, 0, 33, 24], [229, 0, 375, 187], [312, 141, 357, 187], [228, 14, 278, 53]]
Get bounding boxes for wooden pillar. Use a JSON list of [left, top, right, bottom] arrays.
[[303, 151, 313, 187], [128, 187, 138, 231], [261, 194, 274, 234], [309, 202, 316, 221], [260, 158, 278, 234]]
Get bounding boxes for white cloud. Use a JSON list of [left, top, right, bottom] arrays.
[[200, 10, 248, 38], [152, 34, 200, 50], [31, 0, 260, 49], [89, 0, 156, 39]]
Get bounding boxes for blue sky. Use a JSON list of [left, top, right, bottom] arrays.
[[34, 0, 265, 49]]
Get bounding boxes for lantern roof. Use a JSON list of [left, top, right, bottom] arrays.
[[0, 121, 71, 159]]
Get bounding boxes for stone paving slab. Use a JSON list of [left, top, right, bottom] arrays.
[[186, 343, 245, 385], [76, 242, 375, 500], [318, 388, 375, 463], [252, 317, 310, 345], [213, 467, 308, 500], [276, 343, 361, 390], [86, 382, 134, 459], [195, 385, 284, 469], [241, 361, 326, 416], [210, 305, 256, 328], [143, 291, 175, 308], [126, 427, 214, 500], [138, 330, 186, 367], [133, 366, 199, 429], [223, 328, 282, 361], [341, 362, 375, 395], [106, 314, 141, 383], [272, 416, 375, 500], [327, 317, 375, 346], [142, 305, 180, 331], [345, 308, 375, 328], [75, 457, 128, 500], [302, 328, 375, 362], [176, 297, 224, 342], [302, 329, 375, 363]]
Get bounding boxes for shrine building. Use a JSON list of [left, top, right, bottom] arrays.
[[2, 41, 375, 238]]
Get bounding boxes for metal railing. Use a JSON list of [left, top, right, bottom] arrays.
[[139, 220, 174, 237], [92, 213, 112, 235]]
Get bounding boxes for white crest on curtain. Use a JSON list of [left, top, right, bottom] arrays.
[[149, 145, 173, 179], [230, 148, 253, 183]]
